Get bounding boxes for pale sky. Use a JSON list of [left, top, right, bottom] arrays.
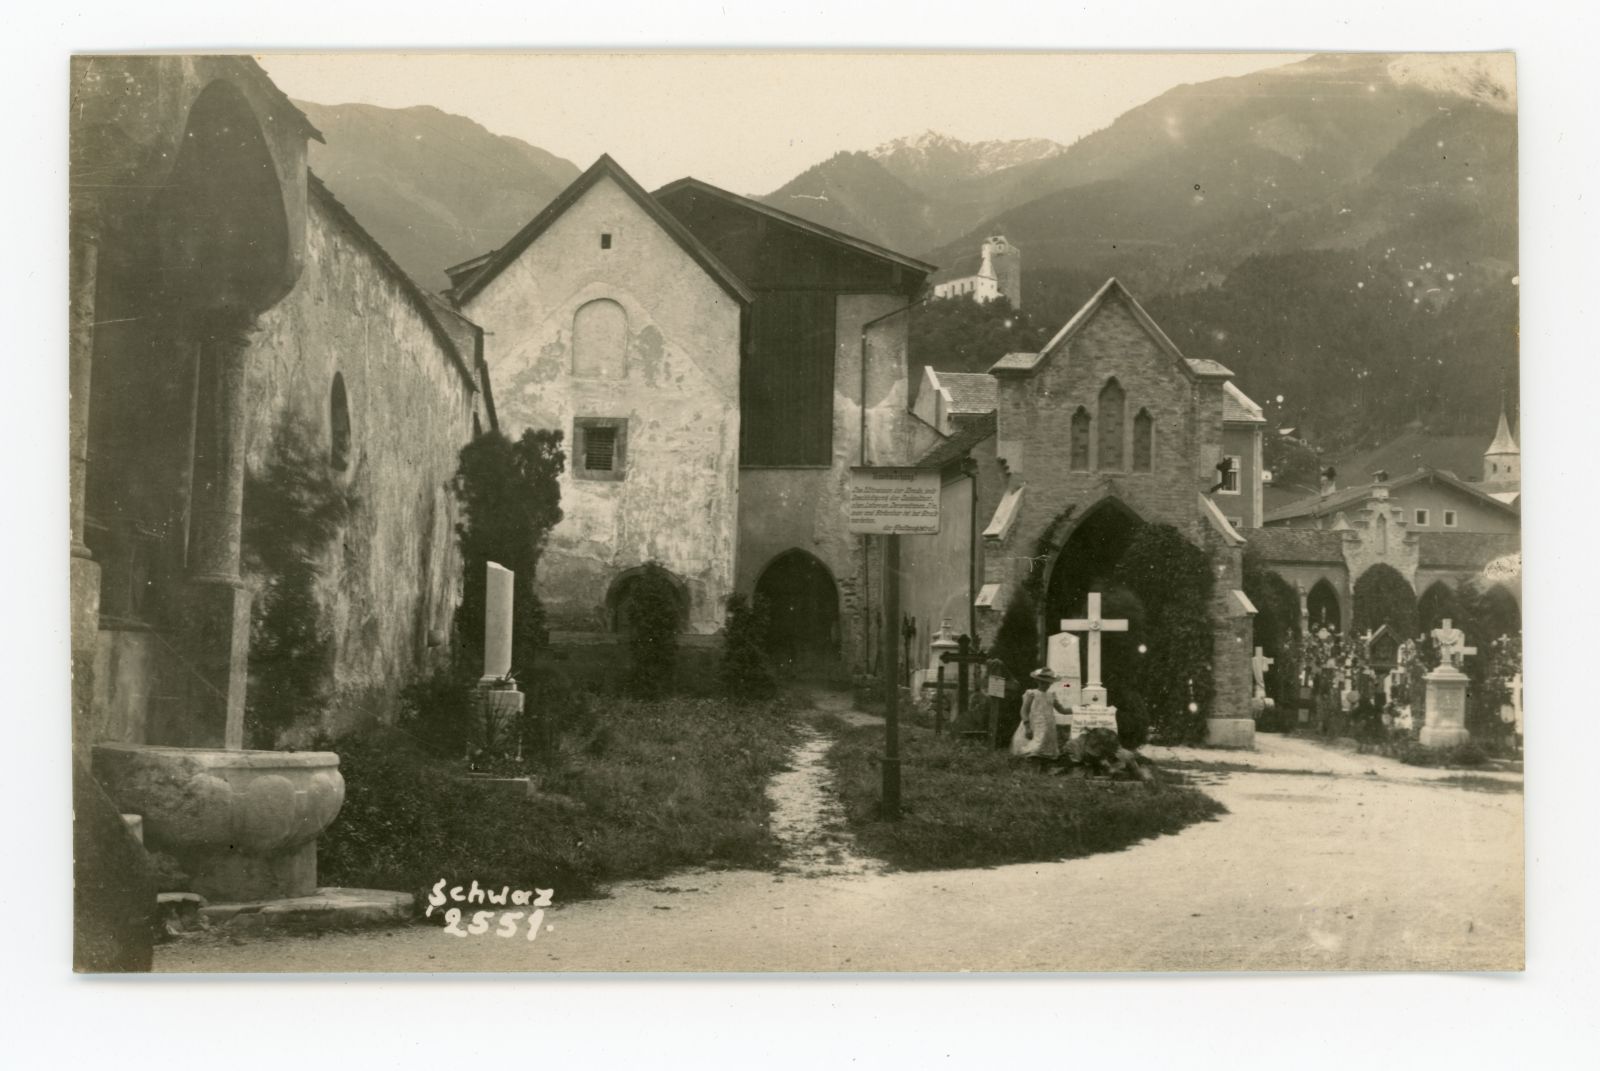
[[257, 51, 1307, 193]]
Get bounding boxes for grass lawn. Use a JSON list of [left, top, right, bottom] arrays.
[[823, 721, 1227, 871], [317, 696, 804, 904]]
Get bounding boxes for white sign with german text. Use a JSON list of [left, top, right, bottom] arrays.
[[848, 467, 941, 535]]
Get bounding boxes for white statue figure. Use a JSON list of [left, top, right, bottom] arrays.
[[1431, 618, 1469, 668], [1250, 647, 1275, 699]]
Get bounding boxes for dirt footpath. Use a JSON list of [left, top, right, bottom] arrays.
[[157, 733, 1523, 973]]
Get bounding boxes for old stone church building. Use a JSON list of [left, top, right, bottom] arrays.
[[900, 279, 1266, 746], [448, 156, 933, 669]]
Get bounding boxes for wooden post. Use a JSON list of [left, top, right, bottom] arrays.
[[934, 663, 946, 736], [955, 635, 972, 725], [882, 533, 901, 820]]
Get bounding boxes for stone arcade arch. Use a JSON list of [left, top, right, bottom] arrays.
[[1307, 578, 1342, 632], [1040, 497, 1147, 700], [1418, 581, 1459, 633], [1246, 567, 1301, 711], [1353, 563, 1418, 639], [754, 550, 840, 673], [606, 565, 689, 634]]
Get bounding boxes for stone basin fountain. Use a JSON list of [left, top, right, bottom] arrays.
[[91, 743, 345, 902]]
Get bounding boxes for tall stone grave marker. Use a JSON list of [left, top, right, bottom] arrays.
[[1059, 593, 1128, 740], [1420, 618, 1475, 748], [1045, 630, 1083, 725], [483, 561, 515, 683], [477, 562, 525, 760]]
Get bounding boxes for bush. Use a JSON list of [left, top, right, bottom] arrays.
[[993, 582, 1040, 684], [454, 428, 565, 679], [719, 593, 777, 700], [625, 561, 683, 699]]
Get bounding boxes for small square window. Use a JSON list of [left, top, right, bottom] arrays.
[[1414, 509, 1430, 526], [1443, 510, 1458, 528], [574, 417, 627, 481], [600, 233, 612, 249]]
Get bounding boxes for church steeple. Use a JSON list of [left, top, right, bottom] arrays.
[[1483, 401, 1520, 489]]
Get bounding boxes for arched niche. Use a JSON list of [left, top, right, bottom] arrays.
[[1307, 578, 1342, 632], [572, 298, 628, 378], [157, 79, 292, 315], [606, 565, 689, 633]]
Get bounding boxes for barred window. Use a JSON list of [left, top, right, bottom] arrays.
[[574, 417, 627, 481]]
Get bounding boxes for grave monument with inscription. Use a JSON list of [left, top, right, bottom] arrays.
[[1058, 593, 1128, 740], [1420, 618, 1475, 748]]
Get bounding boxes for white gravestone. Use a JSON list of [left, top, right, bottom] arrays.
[[1045, 631, 1083, 725], [1059, 593, 1128, 739], [483, 561, 515, 683]]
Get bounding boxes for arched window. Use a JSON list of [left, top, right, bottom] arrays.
[[330, 373, 351, 471], [572, 298, 627, 378], [1097, 378, 1125, 470], [1132, 408, 1154, 472], [1070, 407, 1091, 471]]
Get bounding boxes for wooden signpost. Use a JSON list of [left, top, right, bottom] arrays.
[[849, 467, 941, 820]]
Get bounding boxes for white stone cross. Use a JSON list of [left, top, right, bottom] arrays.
[[1060, 592, 1129, 690]]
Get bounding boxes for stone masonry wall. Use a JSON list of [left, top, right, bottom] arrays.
[[976, 288, 1255, 720], [243, 191, 483, 734]]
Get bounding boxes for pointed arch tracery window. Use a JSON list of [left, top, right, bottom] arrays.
[[1097, 378, 1125, 471], [1070, 407, 1091, 471], [1132, 407, 1154, 472]]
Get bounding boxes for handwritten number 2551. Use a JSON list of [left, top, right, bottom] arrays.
[[443, 898, 551, 941]]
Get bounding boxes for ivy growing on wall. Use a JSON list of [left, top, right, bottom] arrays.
[[242, 412, 354, 749], [1114, 523, 1215, 745]]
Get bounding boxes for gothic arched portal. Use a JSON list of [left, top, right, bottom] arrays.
[[1307, 578, 1342, 632], [754, 550, 840, 674]]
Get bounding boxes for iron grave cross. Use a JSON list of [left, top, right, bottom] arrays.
[[1060, 592, 1129, 691]]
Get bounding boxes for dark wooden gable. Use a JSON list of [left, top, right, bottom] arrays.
[[656, 184, 927, 466]]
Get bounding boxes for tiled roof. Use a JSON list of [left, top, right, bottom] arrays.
[[652, 176, 938, 277], [1223, 381, 1267, 424], [915, 411, 996, 471], [1246, 526, 1346, 564], [1417, 532, 1521, 570], [1263, 467, 1520, 525], [935, 371, 999, 414]]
